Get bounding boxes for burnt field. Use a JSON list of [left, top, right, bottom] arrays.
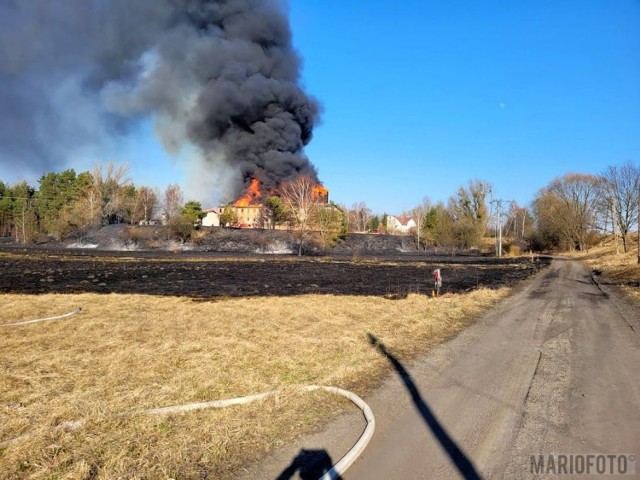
[[0, 249, 550, 298]]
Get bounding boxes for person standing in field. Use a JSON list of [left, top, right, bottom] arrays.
[[433, 268, 442, 297]]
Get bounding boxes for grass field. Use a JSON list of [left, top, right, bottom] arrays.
[[570, 233, 640, 304], [0, 286, 513, 479]]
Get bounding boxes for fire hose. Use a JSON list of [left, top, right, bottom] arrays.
[[1, 308, 82, 327], [1, 311, 375, 479], [147, 385, 375, 480]]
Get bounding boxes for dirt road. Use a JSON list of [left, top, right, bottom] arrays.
[[238, 259, 640, 479]]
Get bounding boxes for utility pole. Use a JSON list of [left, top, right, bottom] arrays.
[[416, 212, 421, 253], [497, 201, 502, 257], [612, 199, 619, 255], [490, 198, 511, 257], [490, 195, 497, 256]]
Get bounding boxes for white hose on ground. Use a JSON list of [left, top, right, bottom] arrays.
[[1, 385, 375, 478], [1, 308, 374, 476], [1, 308, 81, 326], [148, 385, 376, 480]]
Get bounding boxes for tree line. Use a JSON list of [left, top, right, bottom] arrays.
[[1, 160, 638, 258], [338, 160, 639, 257], [0, 163, 205, 244], [531, 161, 640, 254]]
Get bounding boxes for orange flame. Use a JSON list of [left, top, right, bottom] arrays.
[[312, 184, 329, 203], [233, 179, 328, 206], [234, 178, 262, 207]]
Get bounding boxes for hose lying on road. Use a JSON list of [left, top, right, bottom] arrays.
[[1, 308, 81, 327], [0, 385, 375, 479]]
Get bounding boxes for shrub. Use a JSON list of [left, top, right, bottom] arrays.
[[167, 214, 194, 242]]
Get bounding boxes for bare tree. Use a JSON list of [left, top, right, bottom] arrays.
[[547, 173, 601, 251], [280, 175, 320, 256], [446, 179, 492, 249], [15, 199, 37, 244], [134, 186, 159, 224], [410, 197, 431, 251], [449, 179, 491, 238], [346, 201, 372, 233], [531, 189, 566, 250], [164, 184, 184, 221], [601, 161, 640, 253], [504, 202, 533, 240], [80, 186, 101, 226], [90, 162, 131, 224]]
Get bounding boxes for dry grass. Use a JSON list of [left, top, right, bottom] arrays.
[[569, 233, 640, 304], [1, 288, 509, 479]]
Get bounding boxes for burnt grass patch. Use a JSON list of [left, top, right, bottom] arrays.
[[0, 249, 550, 298]]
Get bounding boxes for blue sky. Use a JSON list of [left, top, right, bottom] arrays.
[[2, 0, 639, 216], [288, 0, 640, 214]]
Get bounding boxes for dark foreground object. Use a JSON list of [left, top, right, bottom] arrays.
[[0, 250, 549, 298]]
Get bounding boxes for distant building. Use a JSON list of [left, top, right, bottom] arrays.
[[202, 206, 262, 228], [202, 208, 222, 227], [231, 206, 262, 228], [387, 215, 416, 235]]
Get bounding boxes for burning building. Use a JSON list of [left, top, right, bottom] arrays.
[[202, 178, 329, 229], [312, 185, 329, 205], [227, 178, 263, 228]]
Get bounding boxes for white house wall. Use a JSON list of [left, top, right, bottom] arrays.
[[202, 212, 220, 227]]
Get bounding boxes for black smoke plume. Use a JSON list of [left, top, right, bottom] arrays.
[[0, 0, 320, 198]]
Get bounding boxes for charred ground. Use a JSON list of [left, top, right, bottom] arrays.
[[0, 248, 549, 298]]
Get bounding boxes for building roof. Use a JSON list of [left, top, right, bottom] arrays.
[[394, 215, 415, 226]]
